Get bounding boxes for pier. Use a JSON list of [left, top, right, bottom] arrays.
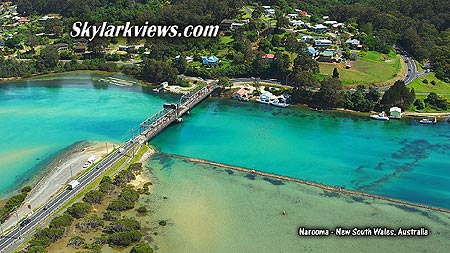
[[135, 83, 216, 143]]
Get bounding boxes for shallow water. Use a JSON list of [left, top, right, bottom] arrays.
[[151, 99, 450, 209], [141, 155, 450, 252], [0, 72, 174, 196]]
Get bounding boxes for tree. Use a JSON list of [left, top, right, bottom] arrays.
[[140, 58, 178, 84], [83, 190, 105, 204], [251, 6, 263, 19], [49, 213, 73, 229], [424, 92, 449, 110], [380, 80, 415, 110], [67, 236, 85, 248], [66, 202, 92, 219], [218, 76, 231, 88], [413, 99, 425, 110], [332, 68, 340, 79], [36, 46, 59, 72], [294, 55, 319, 74], [314, 78, 343, 109], [107, 230, 142, 247], [292, 70, 320, 87], [131, 243, 154, 253]]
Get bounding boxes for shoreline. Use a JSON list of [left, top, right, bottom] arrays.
[[1, 141, 116, 232], [167, 153, 450, 214]]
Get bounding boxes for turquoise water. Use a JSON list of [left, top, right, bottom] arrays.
[[1, 73, 450, 209], [0, 72, 174, 196], [151, 99, 450, 209]]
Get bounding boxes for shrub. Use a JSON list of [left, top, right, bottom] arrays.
[[136, 206, 147, 213], [430, 80, 436, 85], [66, 202, 92, 219], [106, 218, 140, 233], [107, 199, 135, 211], [107, 230, 142, 247], [49, 213, 73, 229], [83, 190, 105, 204], [21, 186, 32, 194], [159, 220, 167, 226], [131, 243, 154, 253], [422, 79, 428, 84]]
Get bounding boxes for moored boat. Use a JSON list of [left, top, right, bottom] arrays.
[[370, 111, 389, 121], [419, 117, 437, 124], [270, 99, 289, 108], [256, 93, 271, 105]]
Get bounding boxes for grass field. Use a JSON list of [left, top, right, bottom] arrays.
[[319, 50, 402, 86], [408, 72, 450, 99]]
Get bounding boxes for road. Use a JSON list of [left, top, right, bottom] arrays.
[[0, 141, 138, 253]]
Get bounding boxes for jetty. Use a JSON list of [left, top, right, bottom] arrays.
[[135, 83, 216, 143], [168, 154, 450, 215]]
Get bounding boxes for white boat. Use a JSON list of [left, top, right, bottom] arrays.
[[370, 111, 389, 121], [419, 117, 436, 124], [256, 94, 271, 105], [270, 99, 289, 108]]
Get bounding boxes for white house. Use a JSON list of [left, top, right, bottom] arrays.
[[314, 39, 332, 46], [301, 35, 314, 43], [290, 20, 304, 26], [313, 24, 328, 33]]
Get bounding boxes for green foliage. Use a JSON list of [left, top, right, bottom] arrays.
[[26, 245, 47, 253], [49, 213, 73, 229], [140, 58, 178, 84], [107, 230, 142, 247], [107, 199, 135, 211], [113, 169, 135, 187], [102, 210, 119, 221], [21, 186, 32, 194], [107, 218, 140, 233], [76, 215, 104, 232], [314, 78, 343, 109], [380, 80, 415, 110], [83, 190, 105, 204], [413, 99, 425, 110], [66, 202, 92, 219], [218, 77, 232, 88], [332, 68, 339, 79], [36, 46, 59, 72], [35, 227, 64, 242], [68, 236, 85, 248], [131, 243, 154, 253], [159, 220, 167, 226], [119, 186, 140, 203], [424, 92, 449, 110], [136, 206, 148, 213]]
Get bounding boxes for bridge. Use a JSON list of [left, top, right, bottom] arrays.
[[0, 83, 217, 253], [135, 83, 215, 143]]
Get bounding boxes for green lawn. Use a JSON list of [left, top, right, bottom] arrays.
[[220, 35, 233, 45], [319, 50, 401, 86], [408, 72, 450, 98]]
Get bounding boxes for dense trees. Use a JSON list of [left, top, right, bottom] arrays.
[[379, 80, 415, 110]]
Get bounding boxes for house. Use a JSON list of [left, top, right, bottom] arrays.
[[345, 39, 362, 49], [318, 49, 337, 62], [118, 45, 128, 51], [53, 43, 68, 51], [262, 53, 275, 61], [301, 35, 313, 43], [312, 24, 328, 33], [389, 107, 402, 119], [323, 20, 338, 26], [314, 39, 332, 46], [290, 20, 304, 27], [18, 17, 29, 23], [175, 55, 194, 63], [201, 56, 219, 66], [38, 16, 54, 22], [265, 8, 276, 15], [73, 45, 87, 54], [287, 13, 299, 19], [232, 88, 250, 101], [219, 19, 247, 30], [307, 47, 318, 58]]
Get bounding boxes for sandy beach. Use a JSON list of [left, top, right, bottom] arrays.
[[1, 141, 115, 232]]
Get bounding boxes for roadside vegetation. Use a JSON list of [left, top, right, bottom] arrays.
[[21, 162, 156, 253], [0, 186, 32, 223]]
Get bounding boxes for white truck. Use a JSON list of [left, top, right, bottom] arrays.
[[67, 180, 80, 190]]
